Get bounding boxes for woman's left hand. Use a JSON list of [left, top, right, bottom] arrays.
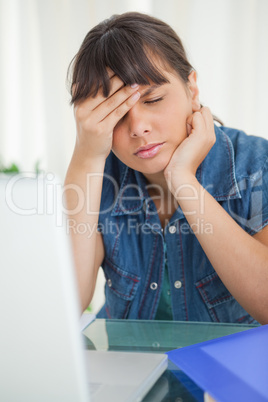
[[164, 106, 216, 193]]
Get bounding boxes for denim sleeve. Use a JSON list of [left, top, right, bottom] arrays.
[[249, 158, 268, 235], [226, 158, 268, 235], [228, 158, 268, 235]]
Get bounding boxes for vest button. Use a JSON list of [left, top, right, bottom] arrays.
[[107, 279, 112, 287], [174, 280, 182, 289], [150, 282, 158, 290], [169, 225, 176, 234]]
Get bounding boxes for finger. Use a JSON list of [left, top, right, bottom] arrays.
[[72, 68, 117, 110], [100, 90, 140, 129], [71, 83, 77, 97], [92, 75, 125, 110], [199, 106, 214, 131], [74, 75, 125, 115], [96, 84, 140, 122], [106, 67, 115, 79], [201, 107, 216, 145], [186, 111, 206, 134], [73, 68, 115, 100]]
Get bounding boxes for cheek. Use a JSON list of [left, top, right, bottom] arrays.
[[112, 126, 126, 154], [170, 96, 191, 116], [169, 100, 192, 130]]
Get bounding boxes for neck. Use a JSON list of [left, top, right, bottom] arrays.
[[142, 171, 178, 227], [143, 171, 170, 195]]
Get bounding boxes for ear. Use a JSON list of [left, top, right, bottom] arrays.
[[187, 70, 200, 112]]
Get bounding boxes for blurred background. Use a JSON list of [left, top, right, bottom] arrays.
[[1, 0, 268, 178], [1, 0, 267, 312]]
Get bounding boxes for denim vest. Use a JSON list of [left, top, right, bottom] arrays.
[[96, 125, 268, 323]]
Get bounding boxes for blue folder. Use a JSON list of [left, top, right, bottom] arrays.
[[167, 324, 268, 402]]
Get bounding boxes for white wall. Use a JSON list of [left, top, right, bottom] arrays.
[[0, 0, 268, 178], [156, 0, 268, 140]]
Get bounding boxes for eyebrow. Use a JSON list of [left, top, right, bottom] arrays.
[[140, 84, 162, 99]]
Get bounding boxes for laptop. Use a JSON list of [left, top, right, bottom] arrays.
[[0, 173, 167, 402]]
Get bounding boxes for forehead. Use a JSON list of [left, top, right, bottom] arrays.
[[139, 69, 187, 96], [112, 48, 174, 88], [140, 84, 162, 98]]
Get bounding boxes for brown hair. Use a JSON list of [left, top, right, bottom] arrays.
[[68, 12, 194, 104], [67, 12, 223, 125]]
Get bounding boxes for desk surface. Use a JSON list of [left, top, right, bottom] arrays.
[[82, 319, 258, 401]]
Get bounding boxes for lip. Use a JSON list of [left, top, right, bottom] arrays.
[[134, 142, 165, 159]]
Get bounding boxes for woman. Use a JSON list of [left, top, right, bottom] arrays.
[[65, 12, 268, 324]]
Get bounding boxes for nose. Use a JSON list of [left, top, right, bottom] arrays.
[[125, 104, 151, 138]]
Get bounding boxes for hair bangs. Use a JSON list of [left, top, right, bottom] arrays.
[[100, 29, 169, 95], [69, 39, 110, 104], [69, 26, 169, 104]]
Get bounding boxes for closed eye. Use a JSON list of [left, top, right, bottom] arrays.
[[144, 97, 164, 104]]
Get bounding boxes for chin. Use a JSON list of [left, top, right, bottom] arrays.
[[114, 151, 170, 175], [131, 160, 168, 175]]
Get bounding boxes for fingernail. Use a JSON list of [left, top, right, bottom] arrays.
[[131, 83, 139, 88], [132, 91, 140, 101], [187, 123, 192, 136]]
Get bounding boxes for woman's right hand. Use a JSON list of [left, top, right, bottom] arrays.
[[73, 73, 140, 162], [66, 73, 140, 312]]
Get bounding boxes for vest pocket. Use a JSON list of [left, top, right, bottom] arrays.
[[102, 258, 140, 319], [195, 272, 258, 324]]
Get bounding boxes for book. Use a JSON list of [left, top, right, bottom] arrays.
[[167, 324, 268, 402]]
